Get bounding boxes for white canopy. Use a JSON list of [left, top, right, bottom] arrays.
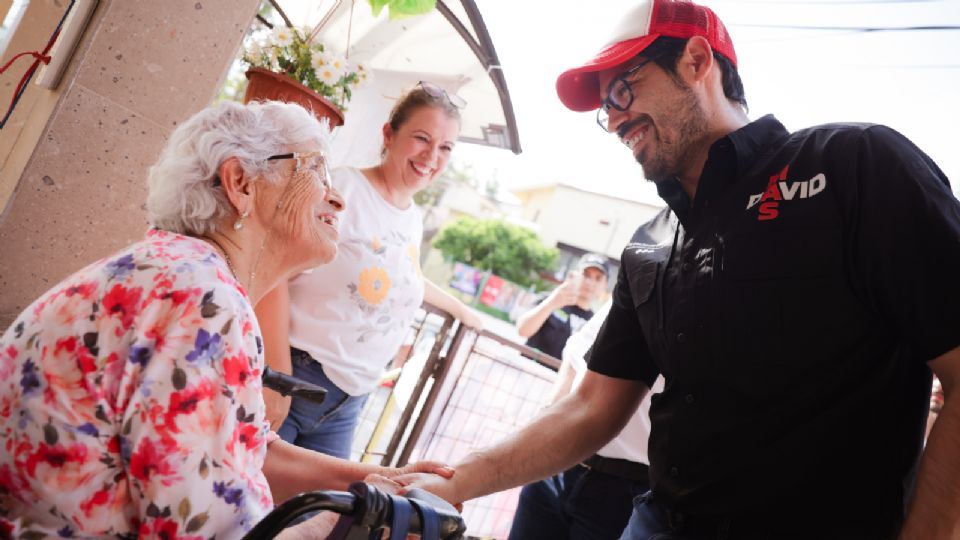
[[276, 0, 521, 167]]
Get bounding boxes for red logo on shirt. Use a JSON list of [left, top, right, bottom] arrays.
[[745, 165, 826, 220]]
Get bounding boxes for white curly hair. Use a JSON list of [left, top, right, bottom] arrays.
[[146, 100, 333, 236]]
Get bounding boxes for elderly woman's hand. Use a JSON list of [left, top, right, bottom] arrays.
[[264, 388, 293, 431], [276, 511, 338, 540]]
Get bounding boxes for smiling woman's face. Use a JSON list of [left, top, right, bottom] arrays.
[[258, 144, 345, 272], [382, 105, 460, 192]]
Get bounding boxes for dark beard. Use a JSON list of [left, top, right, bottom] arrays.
[[635, 80, 708, 184]]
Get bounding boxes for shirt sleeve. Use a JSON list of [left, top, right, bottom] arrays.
[[584, 263, 659, 387], [122, 280, 272, 539], [848, 125, 960, 362], [562, 299, 613, 376]]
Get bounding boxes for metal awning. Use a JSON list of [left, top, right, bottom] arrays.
[[294, 0, 521, 155]]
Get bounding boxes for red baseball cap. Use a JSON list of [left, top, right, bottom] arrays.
[[556, 0, 737, 112]]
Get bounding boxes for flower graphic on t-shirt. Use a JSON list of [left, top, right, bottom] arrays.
[[407, 243, 423, 277], [357, 267, 391, 306]]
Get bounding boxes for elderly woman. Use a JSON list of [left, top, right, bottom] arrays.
[[0, 101, 449, 539]]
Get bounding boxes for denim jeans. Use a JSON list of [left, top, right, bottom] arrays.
[[507, 463, 650, 540], [619, 492, 894, 540], [276, 348, 369, 459]]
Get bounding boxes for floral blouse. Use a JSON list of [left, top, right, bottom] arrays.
[[0, 229, 273, 539]]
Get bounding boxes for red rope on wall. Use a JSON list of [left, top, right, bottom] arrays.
[[0, 0, 75, 129]]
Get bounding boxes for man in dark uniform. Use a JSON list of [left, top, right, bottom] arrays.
[[397, 1, 960, 537], [516, 253, 610, 359]]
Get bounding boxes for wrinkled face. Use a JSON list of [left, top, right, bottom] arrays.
[[257, 143, 345, 270], [578, 266, 608, 302], [598, 55, 710, 183], [382, 106, 460, 192]]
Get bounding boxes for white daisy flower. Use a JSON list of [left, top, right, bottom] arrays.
[[310, 52, 328, 72], [316, 66, 340, 85], [328, 55, 347, 74], [273, 26, 294, 47]]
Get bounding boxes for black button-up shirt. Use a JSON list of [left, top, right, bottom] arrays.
[[587, 115, 960, 530]]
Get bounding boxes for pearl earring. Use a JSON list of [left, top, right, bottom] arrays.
[[234, 209, 250, 231]]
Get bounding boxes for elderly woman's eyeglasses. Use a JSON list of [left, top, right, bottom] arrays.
[[596, 55, 659, 133], [418, 81, 467, 109], [267, 151, 332, 193]]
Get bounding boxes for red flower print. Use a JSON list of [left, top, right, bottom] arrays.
[[140, 517, 179, 540], [65, 281, 98, 300], [102, 284, 143, 331], [223, 354, 258, 387], [24, 442, 90, 477], [79, 486, 111, 517], [228, 423, 262, 453], [129, 437, 177, 483], [164, 380, 216, 433]]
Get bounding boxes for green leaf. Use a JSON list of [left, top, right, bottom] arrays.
[[368, 0, 390, 17], [385, 0, 436, 19]]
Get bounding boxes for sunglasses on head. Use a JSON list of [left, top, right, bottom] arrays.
[[418, 81, 467, 109]]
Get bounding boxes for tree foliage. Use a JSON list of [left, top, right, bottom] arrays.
[[433, 217, 558, 287]]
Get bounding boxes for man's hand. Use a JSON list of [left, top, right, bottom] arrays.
[[392, 471, 462, 506], [263, 388, 292, 431], [385, 460, 456, 480], [547, 278, 579, 309]]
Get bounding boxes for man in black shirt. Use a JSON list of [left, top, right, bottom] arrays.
[[516, 253, 609, 360], [397, 1, 960, 537]]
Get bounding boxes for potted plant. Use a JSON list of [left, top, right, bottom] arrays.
[[241, 25, 370, 127]]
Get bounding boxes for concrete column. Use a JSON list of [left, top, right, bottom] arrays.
[[0, 0, 261, 329]]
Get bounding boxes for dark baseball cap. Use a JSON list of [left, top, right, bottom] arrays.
[[577, 253, 610, 279]]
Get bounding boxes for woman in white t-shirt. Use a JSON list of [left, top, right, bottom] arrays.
[[256, 83, 483, 458]]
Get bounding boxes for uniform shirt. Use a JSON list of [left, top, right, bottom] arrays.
[[288, 167, 425, 396], [0, 230, 272, 539], [587, 115, 960, 531], [525, 298, 593, 360], [565, 299, 663, 465]]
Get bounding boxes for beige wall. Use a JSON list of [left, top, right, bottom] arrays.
[[514, 184, 663, 259], [0, 0, 261, 329]]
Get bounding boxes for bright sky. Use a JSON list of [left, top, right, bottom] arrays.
[[457, 0, 960, 207]]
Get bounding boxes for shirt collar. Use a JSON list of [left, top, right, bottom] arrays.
[[655, 115, 789, 223]]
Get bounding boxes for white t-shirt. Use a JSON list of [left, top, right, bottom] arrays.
[[565, 299, 664, 465], [288, 167, 426, 395]]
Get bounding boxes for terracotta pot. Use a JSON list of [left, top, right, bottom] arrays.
[[243, 67, 345, 127]]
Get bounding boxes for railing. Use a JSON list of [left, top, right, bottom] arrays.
[[349, 304, 561, 539]]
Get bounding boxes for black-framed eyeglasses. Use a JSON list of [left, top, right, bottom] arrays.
[[596, 55, 660, 133], [266, 151, 332, 193], [212, 152, 332, 191], [418, 80, 467, 109]]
